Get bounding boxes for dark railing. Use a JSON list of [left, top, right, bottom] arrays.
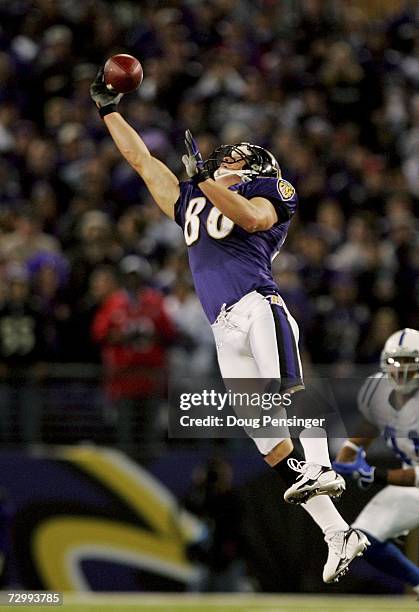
[[0, 363, 382, 456]]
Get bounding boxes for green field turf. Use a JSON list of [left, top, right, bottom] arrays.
[[2, 594, 417, 612]]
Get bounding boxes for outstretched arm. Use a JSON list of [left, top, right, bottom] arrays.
[[103, 112, 179, 219], [334, 418, 418, 488], [385, 467, 416, 486], [335, 412, 380, 463], [90, 67, 179, 219]]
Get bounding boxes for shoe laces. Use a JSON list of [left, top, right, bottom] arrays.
[[287, 458, 323, 479], [287, 458, 308, 474]]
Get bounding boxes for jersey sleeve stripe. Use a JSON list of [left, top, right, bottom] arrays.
[[360, 377, 375, 404], [365, 374, 384, 407]]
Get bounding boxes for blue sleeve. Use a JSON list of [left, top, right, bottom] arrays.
[[238, 177, 298, 223], [174, 181, 193, 228]]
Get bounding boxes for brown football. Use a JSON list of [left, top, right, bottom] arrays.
[[104, 54, 143, 94]]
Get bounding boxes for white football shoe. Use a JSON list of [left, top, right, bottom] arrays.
[[283, 459, 346, 504], [323, 528, 370, 583]]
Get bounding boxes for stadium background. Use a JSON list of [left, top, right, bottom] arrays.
[[0, 0, 418, 602]]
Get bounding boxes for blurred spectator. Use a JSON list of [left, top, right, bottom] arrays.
[[28, 251, 71, 360], [314, 199, 345, 249], [34, 25, 74, 111], [320, 41, 366, 125], [164, 277, 215, 376], [92, 255, 176, 449], [0, 264, 47, 443], [68, 210, 122, 302], [295, 230, 333, 298], [308, 274, 369, 371], [358, 307, 400, 364], [0, 209, 59, 264], [184, 457, 245, 593], [329, 215, 376, 274], [71, 265, 119, 363]]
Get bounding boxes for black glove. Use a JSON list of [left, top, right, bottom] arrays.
[[182, 130, 210, 184], [90, 66, 123, 118]]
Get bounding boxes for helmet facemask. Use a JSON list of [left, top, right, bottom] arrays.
[[205, 143, 281, 182], [381, 353, 419, 394]]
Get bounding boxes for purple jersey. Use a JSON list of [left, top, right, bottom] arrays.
[[174, 177, 298, 323]]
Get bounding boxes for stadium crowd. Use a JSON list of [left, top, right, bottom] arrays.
[[0, 0, 417, 384]]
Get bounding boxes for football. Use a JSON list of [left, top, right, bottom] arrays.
[[104, 54, 143, 94]]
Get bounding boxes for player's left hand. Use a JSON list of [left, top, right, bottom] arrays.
[[182, 130, 210, 184], [332, 448, 376, 491], [90, 66, 123, 117]]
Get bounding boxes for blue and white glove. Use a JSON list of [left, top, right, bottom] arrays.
[[333, 448, 375, 491], [182, 130, 210, 185]]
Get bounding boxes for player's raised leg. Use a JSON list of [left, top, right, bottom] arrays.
[[250, 293, 369, 581], [214, 291, 368, 582], [264, 438, 369, 582], [249, 293, 345, 503]]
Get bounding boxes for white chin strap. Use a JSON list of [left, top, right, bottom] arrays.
[[213, 167, 253, 182]]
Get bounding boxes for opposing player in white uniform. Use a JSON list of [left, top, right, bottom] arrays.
[[333, 328, 419, 593], [90, 67, 368, 584]]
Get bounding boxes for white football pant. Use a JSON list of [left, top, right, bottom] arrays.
[[211, 290, 304, 455], [352, 484, 419, 541]]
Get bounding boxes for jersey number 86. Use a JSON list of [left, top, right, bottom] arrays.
[[184, 197, 234, 246]]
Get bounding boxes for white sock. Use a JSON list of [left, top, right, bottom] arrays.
[[413, 585, 419, 595], [300, 427, 331, 467], [303, 495, 349, 539]]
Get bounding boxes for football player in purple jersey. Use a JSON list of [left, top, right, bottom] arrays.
[[90, 69, 369, 583]]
